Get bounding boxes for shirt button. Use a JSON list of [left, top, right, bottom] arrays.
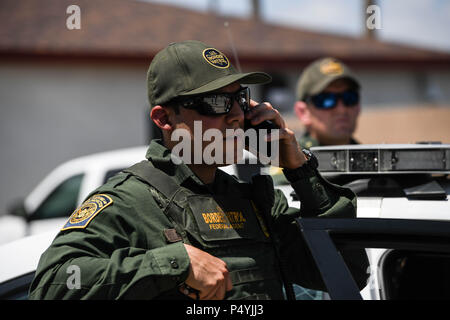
[[170, 259, 179, 269]]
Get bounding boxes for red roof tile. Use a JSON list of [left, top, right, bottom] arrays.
[[1, 0, 449, 68]]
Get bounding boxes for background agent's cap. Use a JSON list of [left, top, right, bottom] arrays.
[[147, 40, 272, 108], [295, 57, 360, 101]]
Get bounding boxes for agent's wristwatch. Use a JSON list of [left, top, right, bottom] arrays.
[[282, 149, 319, 181]]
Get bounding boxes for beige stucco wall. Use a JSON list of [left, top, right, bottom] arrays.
[[285, 105, 450, 144], [354, 105, 450, 144]]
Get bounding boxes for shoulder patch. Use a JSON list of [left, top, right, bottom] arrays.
[[61, 194, 113, 231]]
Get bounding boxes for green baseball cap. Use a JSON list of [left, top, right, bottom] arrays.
[[295, 57, 360, 101], [147, 40, 272, 108]]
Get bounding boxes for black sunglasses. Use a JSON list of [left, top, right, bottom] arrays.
[[308, 90, 359, 110], [178, 87, 250, 116]]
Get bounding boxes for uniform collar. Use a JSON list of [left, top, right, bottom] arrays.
[[300, 132, 359, 148], [145, 139, 203, 186], [145, 139, 236, 191]]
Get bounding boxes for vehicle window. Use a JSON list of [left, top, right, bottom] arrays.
[[381, 250, 450, 300], [0, 272, 35, 300], [296, 218, 450, 300], [31, 174, 83, 220], [103, 168, 125, 183]]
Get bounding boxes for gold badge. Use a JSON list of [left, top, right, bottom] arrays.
[[202, 48, 230, 69], [320, 60, 343, 75], [61, 194, 113, 231]]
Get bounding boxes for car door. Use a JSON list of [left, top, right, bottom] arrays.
[[295, 218, 450, 300]]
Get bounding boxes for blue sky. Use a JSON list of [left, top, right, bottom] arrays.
[[142, 0, 450, 52]]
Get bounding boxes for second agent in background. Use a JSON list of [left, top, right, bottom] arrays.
[[294, 57, 361, 149], [271, 57, 362, 185], [282, 57, 362, 300]]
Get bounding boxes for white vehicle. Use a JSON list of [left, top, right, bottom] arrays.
[[0, 144, 449, 300], [276, 143, 450, 300], [0, 231, 58, 299], [0, 146, 148, 244]]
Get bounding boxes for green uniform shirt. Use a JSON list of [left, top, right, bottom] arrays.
[[29, 139, 367, 300], [298, 132, 360, 150]]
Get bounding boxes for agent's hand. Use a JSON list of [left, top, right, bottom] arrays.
[[245, 99, 307, 169], [182, 244, 233, 300]]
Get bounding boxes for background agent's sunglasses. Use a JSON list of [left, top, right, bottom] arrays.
[[308, 90, 360, 110], [179, 87, 250, 116]]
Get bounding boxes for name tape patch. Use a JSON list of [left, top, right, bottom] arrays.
[[61, 194, 113, 231], [189, 196, 268, 242], [201, 207, 247, 230]]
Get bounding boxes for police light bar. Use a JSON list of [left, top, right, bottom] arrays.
[[310, 144, 450, 174]]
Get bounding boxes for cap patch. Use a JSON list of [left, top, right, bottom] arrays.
[[320, 60, 343, 75], [202, 48, 230, 69], [61, 194, 113, 231]]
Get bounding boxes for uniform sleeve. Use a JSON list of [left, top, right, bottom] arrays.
[[272, 172, 369, 291], [290, 171, 356, 218], [29, 181, 191, 300]]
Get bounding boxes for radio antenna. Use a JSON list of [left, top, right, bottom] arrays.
[[224, 21, 242, 72]]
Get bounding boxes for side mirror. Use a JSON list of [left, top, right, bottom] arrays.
[[8, 199, 30, 221]]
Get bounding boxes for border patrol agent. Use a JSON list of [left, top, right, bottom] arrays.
[[294, 57, 361, 149], [29, 41, 368, 300]]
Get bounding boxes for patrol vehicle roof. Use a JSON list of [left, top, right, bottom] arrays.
[[309, 144, 450, 200]]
